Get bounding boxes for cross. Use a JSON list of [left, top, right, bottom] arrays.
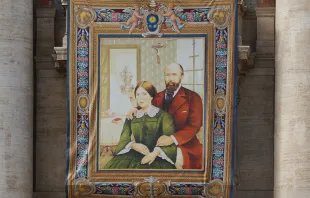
[[152, 43, 166, 64], [189, 39, 199, 90]]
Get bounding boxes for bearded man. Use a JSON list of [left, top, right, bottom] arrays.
[[128, 63, 203, 169]]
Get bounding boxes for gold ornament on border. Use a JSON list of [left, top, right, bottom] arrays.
[[74, 178, 96, 197], [208, 7, 231, 29], [205, 179, 224, 198], [77, 94, 89, 114], [75, 6, 97, 29], [133, 176, 171, 197], [215, 89, 227, 116]]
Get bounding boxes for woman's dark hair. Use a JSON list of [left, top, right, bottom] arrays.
[[134, 81, 157, 98]]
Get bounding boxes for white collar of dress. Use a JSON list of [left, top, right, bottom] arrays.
[[136, 105, 160, 118]]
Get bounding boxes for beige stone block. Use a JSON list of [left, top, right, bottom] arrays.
[[257, 18, 274, 41]]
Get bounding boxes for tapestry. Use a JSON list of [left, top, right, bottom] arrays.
[[67, 0, 238, 197]]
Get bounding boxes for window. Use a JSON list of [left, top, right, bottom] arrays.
[[177, 39, 205, 99]]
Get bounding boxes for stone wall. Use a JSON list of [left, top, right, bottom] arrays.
[[235, 66, 274, 198], [235, 1, 275, 197], [34, 4, 67, 198]]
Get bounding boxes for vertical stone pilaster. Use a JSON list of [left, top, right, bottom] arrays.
[[255, 7, 275, 56], [237, 0, 246, 46], [241, 0, 257, 51], [61, 0, 68, 47], [53, 0, 68, 70], [274, 1, 310, 197], [36, 7, 56, 58], [234, 2, 275, 198], [34, 2, 67, 197], [0, 0, 33, 198]]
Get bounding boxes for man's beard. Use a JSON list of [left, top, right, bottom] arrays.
[[166, 81, 180, 93]]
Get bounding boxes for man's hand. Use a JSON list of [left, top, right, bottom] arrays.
[[141, 150, 160, 165], [126, 108, 138, 120], [131, 143, 150, 155], [156, 135, 174, 146]]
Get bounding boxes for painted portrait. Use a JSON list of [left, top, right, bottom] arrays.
[[98, 37, 206, 170]]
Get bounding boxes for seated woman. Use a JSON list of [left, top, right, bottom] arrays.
[[104, 81, 177, 169]]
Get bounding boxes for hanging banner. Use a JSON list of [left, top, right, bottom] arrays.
[[67, 0, 238, 197]]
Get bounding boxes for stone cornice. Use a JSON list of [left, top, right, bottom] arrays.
[[244, 11, 257, 20], [36, 7, 56, 18], [256, 7, 275, 17], [34, 56, 54, 63], [53, 47, 67, 70], [238, 46, 253, 74]]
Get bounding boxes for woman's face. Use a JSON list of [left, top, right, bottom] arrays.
[[136, 87, 153, 109]]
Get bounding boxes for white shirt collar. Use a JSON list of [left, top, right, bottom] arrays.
[[136, 105, 160, 118], [166, 84, 182, 98]]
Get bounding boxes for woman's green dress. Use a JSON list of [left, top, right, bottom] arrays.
[[104, 107, 177, 169]]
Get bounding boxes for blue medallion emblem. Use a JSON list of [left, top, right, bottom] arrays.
[[146, 14, 159, 32]]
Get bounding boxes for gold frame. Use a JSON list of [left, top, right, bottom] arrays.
[[68, 0, 236, 197]]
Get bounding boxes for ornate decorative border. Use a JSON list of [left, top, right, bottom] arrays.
[[67, 0, 237, 197]]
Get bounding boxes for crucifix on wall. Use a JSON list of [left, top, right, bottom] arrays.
[[152, 43, 167, 64]]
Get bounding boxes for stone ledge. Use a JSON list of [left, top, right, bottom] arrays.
[[238, 46, 254, 74], [35, 56, 54, 63], [36, 8, 56, 18], [256, 7, 275, 17], [255, 54, 275, 60], [52, 47, 67, 70], [244, 10, 257, 20], [247, 67, 274, 76], [256, 40, 275, 47]]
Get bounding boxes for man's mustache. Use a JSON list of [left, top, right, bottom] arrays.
[[166, 82, 177, 86], [166, 82, 179, 92]]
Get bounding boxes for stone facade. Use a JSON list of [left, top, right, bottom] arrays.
[[0, 0, 33, 198], [274, 0, 310, 197], [234, 1, 275, 198], [34, 2, 67, 198]]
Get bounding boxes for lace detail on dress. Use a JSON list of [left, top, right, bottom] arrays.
[[136, 105, 160, 118]]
